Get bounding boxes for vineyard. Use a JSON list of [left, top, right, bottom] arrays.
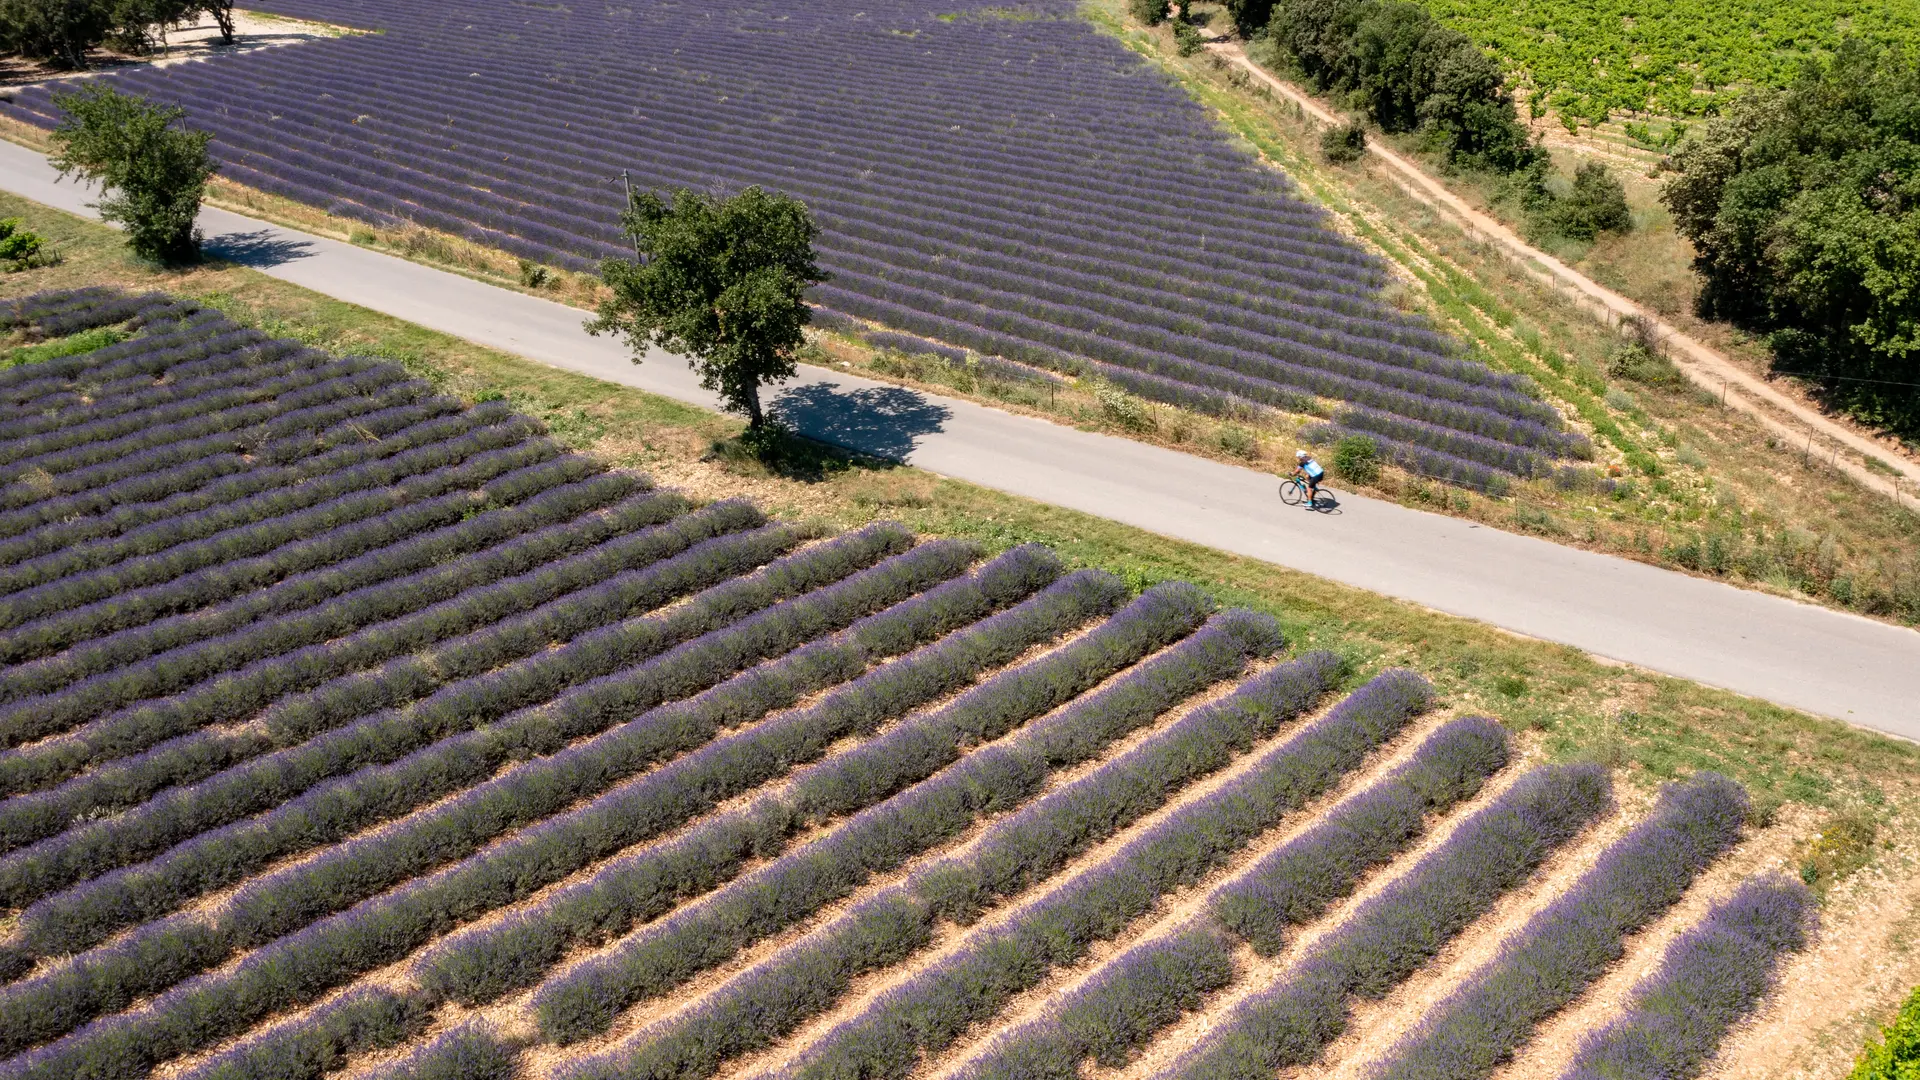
[[0, 0, 1589, 492], [0, 286, 1816, 1080], [1413, 0, 1920, 120]]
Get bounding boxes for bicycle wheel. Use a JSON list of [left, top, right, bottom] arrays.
[[1279, 479, 1305, 505]]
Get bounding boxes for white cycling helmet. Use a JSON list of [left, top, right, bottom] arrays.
[[1295, 450, 1309, 461]]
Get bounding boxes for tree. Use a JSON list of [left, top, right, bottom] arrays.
[[0, 0, 115, 67], [587, 186, 826, 430], [1663, 39, 1920, 432], [48, 83, 215, 264]]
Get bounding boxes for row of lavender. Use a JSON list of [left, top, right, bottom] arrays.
[[1, 0, 1586, 473], [952, 770, 1811, 1080], [0, 289, 1064, 1071], [3, 566, 1299, 1079]]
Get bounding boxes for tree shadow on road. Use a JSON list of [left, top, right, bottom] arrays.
[[771, 381, 952, 464], [202, 229, 317, 268]]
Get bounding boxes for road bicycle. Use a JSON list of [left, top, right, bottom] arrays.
[[1280, 476, 1339, 511]]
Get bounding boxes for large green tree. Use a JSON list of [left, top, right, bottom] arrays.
[[49, 84, 215, 264], [587, 186, 826, 430], [1665, 39, 1920, 433]]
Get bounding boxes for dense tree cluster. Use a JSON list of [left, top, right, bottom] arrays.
[[1226, 0, 1536, 172], [1665, 40, 1920, 434], [0, 0, 232, 69]]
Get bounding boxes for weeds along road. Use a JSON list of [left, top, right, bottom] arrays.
[[0, 139, 1914, 739]]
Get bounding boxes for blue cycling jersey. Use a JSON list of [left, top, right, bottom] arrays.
[[1302, 460, 1324, 481]]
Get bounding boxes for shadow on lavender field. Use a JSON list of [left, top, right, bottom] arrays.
[[773, 381, 952, 464]]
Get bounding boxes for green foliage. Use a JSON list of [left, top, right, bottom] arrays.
[[0, 325, 125, 369], [1607, 316, 1685, 387], [1257, 0, 1538, 172], [1664, 40, 1920, 436], [0, 217, 46, 271], [1506, 158, 1631, 242], [1172, 17, 1203, 55], [1799, 809, 1878, 893], [1093, 380, 1157, 430], [47, 84, 215, 264], [587, 186, 827, 429], [0, 0, 221, 67], [1416, 0, 1920, 119], [1333, 434, 1381, 483], [1215, 425, 1259, 458], [516, 258, 550, 289], [1849, 984, 1920, 1080], [1129, 0, 1168, 24], [1320, 120, 1368, 162]]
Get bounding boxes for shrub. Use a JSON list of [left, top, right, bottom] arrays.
[[1850, 984, 1920, 1080], [1130, 0, 1168, 24], [0, 217, 46, 271], [1332, 434, 1381, 484], [1172, 19, 1204, 55], [1320, 121, 1368, 163], [1548, 161, 1632, 241]]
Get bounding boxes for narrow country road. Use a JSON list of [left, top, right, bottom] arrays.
[[1, 140, 1915, 739]]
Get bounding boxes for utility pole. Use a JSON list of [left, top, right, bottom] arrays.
[[619, 170, 643, 262]]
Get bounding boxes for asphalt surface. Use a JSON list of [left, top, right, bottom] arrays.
[[2, 139, 1915, 739]]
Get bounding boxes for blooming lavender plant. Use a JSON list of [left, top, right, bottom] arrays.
[[1367, 771, 1750, 1080], [1558, 873, 1814, 1080]]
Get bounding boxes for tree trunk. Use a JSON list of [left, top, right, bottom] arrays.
[[744, 384, 763, 428], [210, 2, 236, 44]]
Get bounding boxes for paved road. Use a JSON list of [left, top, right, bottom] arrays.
[[3, 140, 1916, 739]]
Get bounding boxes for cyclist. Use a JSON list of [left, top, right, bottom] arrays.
[[1292, 450, 1325, 509]]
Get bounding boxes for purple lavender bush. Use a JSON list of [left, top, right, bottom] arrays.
[[1368, 771, 1750, 1080], [1559, 873, 1814, 1080], [1169, 763, 1612, 1080]]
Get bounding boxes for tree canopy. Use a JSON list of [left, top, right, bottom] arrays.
[[48, 83, 216, 264], [1665, 39, 1920, 434], [0, 1, 234, 68], [586, 186, 826, 430]]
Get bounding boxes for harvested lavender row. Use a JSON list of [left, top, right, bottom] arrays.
[[0, 395, 472, 541], [525, 585, 1237, 1046], [412, 560, 1115, 1008], [0, 545, 1054, 1080], [0, 499, 760, 894], [0, 348, 376, 472], [1210, 716, 1513, 954], [1559, 873, 1814, 1080], [766, 668, 1431, 1080], [1165, 763, 1614, 1080], [0, 441, 588, 653], [1370, 772, 1751, 1080], [0, 537, 980, 1042], [955, 717, 1513, 1080], [0, 412, 545, 596], [0, 370, 432, 511], [0, 327, 331, 447], [0, 361, 415, 483], [0, 400, 523, 568], [171, 548, 1083, 1080], [0, 508, 814, 803], [1, 471, 664, 715]]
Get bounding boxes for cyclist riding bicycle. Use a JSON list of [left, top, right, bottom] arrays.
[[1293, 450, 1325, 509]]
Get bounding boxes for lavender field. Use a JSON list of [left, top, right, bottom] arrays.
[[0, 287, 1807, 1080], [0, 0, 1585, 483]]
